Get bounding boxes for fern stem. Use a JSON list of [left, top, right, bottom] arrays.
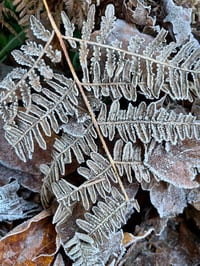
[[42, 0, 129, 202]]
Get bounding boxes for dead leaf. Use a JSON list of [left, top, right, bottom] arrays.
[[0, 210, 59, 266], [119, 217, 200, 266], [145, 139, 200, 189], [0, 117, 54, 192], [123, 0, 154, 26], [178, 220, 200, 263], [162, 0, 198, 46], [123, 232, 135, 247], [187, 186, 200, 210], [99, 230, 125, 265], [150, 182, 187, 218], [0, 180, 40, 222], [122, 229, 154, 248], [185, 204, 200, 230], [63, 0, 88, 29]]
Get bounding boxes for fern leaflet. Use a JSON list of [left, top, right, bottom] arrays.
[[114, 139, 151, 183], [64, 232, 103, 266], [41, 120, 98, 207], [98, 100, 200, 144], [76, 187, 139, 244]]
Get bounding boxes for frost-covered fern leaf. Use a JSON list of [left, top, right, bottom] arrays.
[[50, 139, 144, 211], [61, 11, 77, 49], [77, 152, 119, 196], [0, 16, 61, 122], [64, 232, 103, 266], [78, 152, 118, 183], [79, 4, 95, 83], [0, 180, 40, 221], [52, 178, 95, 211], [98, 4, 116, 42], [63, 4, 200, 102], [30, 15, 52, 41], [161, 41, 200, 101], [98, 100, 200, 145], [4, 73, 79, 162], [48, 151, 120, 210], [114, 139, 150, 183], [41, 121, 98, 207], [51, 167, 112, 211], [76, 187, 139, 244], [87, 27, 200, 101]]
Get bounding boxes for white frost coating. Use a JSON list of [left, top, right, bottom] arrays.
[[61, 11, 77, 48], [150, 183, 187, 218], [30, 16, 51, 42], [162, 0, 198, 46], [0, 181, 40, 221]]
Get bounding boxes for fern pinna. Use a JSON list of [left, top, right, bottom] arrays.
[[0, 3, 200, 265]]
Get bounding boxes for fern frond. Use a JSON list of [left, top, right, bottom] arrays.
[[50, 136, 146, 211], [13, 0, 42, 27], [30, 15, 51, 41], [114, 139, 150, 183], [64, 232, 103, 266], [79, 4, 96, 83], [61, 11, 76, 49], [76, 187, 139, 244], [0, 17, 61, 122], [163, 41, 200, 100], [98, 100, 200, 144], [52, 200, 72, 226], [62, 5, 200, 102], [3, 73, 79, 162], [77, 152, 119, 188], [84, 28, 200, 101], [52, 168, 112, 211], [20, 41, 61, 63], [42, 147, 116, 209], [41, 121, 98, 207], [98, 4, 116, 42], [52, 177, 103, 211]]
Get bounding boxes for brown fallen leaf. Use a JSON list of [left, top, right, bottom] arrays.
[[122, 229, 154, 248], [161, 0, 198, 46], [119, 217, 200, 266], [0, 180, 41, 222], [0, 164, 33, 188], [185, 204, 200, 230], [0, 210, 59, 266], [145, 139, 200, 189], [187, 186, 200, 211], [123, 232, 135, 247], [122, 0, 154, 26], [0, 116, 54, 192], [178, 219, 200, 263], [150, 182, 187, 218]]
